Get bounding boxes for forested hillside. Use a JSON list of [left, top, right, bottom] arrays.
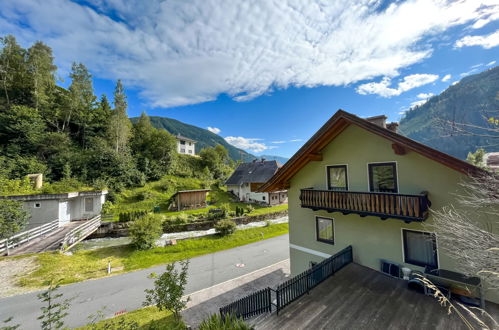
[[399, 67, 499, 159], [0, 35, 233, 194], [131, 116, 255, 162]]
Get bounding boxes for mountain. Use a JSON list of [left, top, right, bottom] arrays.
[[259, 155, 289, 165], [130, 116, 256, 162], [399, 67, 499, 159]]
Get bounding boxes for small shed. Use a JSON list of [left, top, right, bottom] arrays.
[[170, 189, 210, 211]]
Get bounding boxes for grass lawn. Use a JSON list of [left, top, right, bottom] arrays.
[[77, 306, 185, 330], [17, 223, 288, 289]]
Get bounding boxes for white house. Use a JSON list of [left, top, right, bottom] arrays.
[[176, 134, 197, 155], [1, 190, 108, 229], [226, 159, 287, 205]]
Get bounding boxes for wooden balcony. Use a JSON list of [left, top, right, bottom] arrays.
[[300, 189, 430, 222]]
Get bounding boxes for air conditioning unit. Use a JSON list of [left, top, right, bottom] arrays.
[[380, 259, 401, 278]]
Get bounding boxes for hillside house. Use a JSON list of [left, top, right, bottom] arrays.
[[176, 134, 196, 155], [170, 189, 210, 211], [484, 152, 499, 170], [226, 160, 287, 205], [259, 109, 499, 307], [1, 191, 108, 229]]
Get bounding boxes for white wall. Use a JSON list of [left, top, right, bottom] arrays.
[[177, 140, 196, 155], [227, 183, 270, 204], [22, 200, 60, 229]]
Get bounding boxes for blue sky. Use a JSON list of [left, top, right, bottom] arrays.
[[1, 0, 498, 158]]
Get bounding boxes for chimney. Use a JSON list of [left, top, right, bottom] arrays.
[[365, 115, 387, 128], [27, 173, 43, 189], [386, 122, 399, 133]]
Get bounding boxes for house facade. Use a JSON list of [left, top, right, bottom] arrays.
[[260, 110, 498, 304], [1, 191, 108, 229], [176, 134, 196, 155], [226, 160, 287, 205]]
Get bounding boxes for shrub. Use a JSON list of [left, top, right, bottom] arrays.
[[119, 210, 149, 223], [101, 201, 113, 215], [219, 203, 231, 218], [170, 213, 190, 225], [246, 205, 255, 213], [235, 206, 245, 217], [199, 313, 250, 330], [207, 208, 224, 220], [128, 215, 163, 250], [214, 219, 236, 236], [136, 190, 155, 201]]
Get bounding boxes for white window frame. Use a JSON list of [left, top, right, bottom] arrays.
[[366, 161, 400, 193]]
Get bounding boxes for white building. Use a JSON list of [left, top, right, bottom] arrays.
[[226, 160, 287, 205], [1, 190, 108, 229], [176, 134, 197, 155]]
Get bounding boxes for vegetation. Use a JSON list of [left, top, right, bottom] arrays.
[[400, 66, 499, 159], [16, 223, 288, 288], [0, 34, 234, 196], [128, 215, 163, 250], [199, 313, 251, 330], [80, 307, 185, 330], [214, 219, 237, 236], [37, 281, 72, 330], [466, 148, 486, 168], [143, 260, 190, 322], [0, 199, 29, 239]]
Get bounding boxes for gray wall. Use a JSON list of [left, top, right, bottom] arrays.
[[22, 199, 59, 229]]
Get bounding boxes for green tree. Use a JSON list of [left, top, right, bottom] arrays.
[[200, 145, 231, 181], [0, 199, 29, 240], [128, 214, 163, 250], [143, 260, 190, 322], [68, 62, 96, 146], [466, 148, 486, 169], [0, 35, 30, 107], [108, 80, 132, 153], [26, 41, 57, 111], [37, 281, 72, 330]]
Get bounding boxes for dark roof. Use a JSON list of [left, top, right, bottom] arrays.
[[176, 134, 196, 143], [259, 109, 484, 192], [225, 160, 281, 185]]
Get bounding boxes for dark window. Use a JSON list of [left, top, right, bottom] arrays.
[[327, 165, 348, 191], [316, 217, 334, 244], [34, 202, 41, 208], [262, 196, 266, 201], [403, 229, 438, 269], [368, 162, 398, 193], [180, 140, 185, 145]]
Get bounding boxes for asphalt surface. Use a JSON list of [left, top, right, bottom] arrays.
[[0, 234, 289, 329]]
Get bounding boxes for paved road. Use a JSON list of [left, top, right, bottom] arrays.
[[0, 234, 289, 329]]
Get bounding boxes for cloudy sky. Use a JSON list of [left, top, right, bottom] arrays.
[[1, 0, 498, 157]]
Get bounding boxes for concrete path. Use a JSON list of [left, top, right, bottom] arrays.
[[0, 234, 289, 329], [182, 259, 290, 328]]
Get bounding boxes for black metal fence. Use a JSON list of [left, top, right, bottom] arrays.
[[219, 245, 353, 320], [219, 287, 272, 320], [276, 245, 352, 314]]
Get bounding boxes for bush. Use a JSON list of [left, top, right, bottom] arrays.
[[199, 313, 251, 330], [135, 190, 155, 201], [119, 210, 149, 223], [246, 205, 255, 213], [214, 219, 236, 236], [235, 206, 245, 217], [128, 215, 163, 250], [101, 201, 113, 215], [219, 203, 231, 218]]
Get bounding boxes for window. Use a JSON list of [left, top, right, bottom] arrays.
[[402, 229, 438, 269], [180, 148, 185, 153], [262, 196, 266, 201], [188, 150, 192, 154], [188, 142, 191, 146], [327, 165, 348, 190], [368, 162, 398, 193], [180, 140, 185, 145], [84, 197, 94, 212], [316, 217, 334, 244], [34, 202, 41, 208]]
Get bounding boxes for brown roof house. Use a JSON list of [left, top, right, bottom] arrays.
[[226, 160, 287, 205]]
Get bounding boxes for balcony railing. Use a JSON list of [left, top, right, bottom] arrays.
[[300, 189, 430, 222]]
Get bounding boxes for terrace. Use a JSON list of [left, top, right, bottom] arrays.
[[253, 263, 499, 329]]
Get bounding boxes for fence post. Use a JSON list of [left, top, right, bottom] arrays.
[[276, 288, 280, 316]]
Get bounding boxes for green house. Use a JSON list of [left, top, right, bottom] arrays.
[[260, 110, 499, 305]]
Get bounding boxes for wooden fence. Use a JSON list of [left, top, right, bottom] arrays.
[[60, 215, 101, 251], [300, 189, 430, 221], [219, 245, 353, 320], [219, 287, 272, 320], [0, 219, 59, 255]]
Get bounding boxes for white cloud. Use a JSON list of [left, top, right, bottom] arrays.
[[452, 81, 460, 86], [0, 0, 497, 107], [487, 60, 496, 66], [289, 139, 303, 142], [460, 69, 479, 77], [207, 127, 221, 134], [416, 93, 434, 99], [225, 136, 276, 153], [470, 6, 499, 29], [455, 30, 499, 49], [357, 74, 438, 97], [441, 74, 452, 82], [271, 141, 286, 144]]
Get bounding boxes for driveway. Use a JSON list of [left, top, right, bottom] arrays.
[[0, 234, 289, 329]]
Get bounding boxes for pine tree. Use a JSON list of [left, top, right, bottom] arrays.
[[108, 79, 132, 152], [27, 41, 57, 111]]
